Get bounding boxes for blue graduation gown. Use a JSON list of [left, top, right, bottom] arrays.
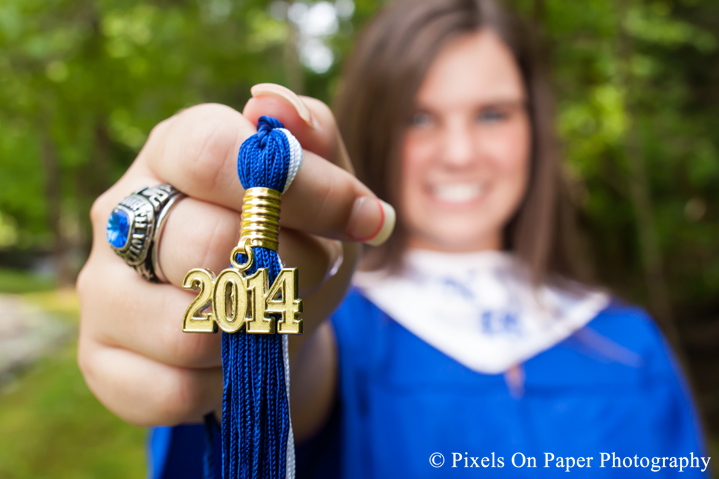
[[148, 289, 709, 478]]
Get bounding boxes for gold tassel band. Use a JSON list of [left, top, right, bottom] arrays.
[[240, 187, 281, 251]]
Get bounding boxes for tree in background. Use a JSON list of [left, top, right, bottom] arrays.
[[0, 0, 299, 284]]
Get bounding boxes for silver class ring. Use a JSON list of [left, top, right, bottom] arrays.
[[106, 184, 185, 283]]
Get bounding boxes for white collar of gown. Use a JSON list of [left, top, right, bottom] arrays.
[[352, 249, 610, 374]]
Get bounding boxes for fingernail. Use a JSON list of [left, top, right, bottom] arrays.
[[347, 197, 396, 246], [250, 83, 312, 125]]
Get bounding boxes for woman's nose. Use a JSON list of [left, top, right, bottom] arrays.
[[440, 120, 476, 168]]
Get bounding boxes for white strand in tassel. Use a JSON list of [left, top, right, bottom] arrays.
[[283, 335, 295, 479]]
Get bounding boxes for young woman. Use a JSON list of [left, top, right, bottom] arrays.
[[78, 0, 708, 477]]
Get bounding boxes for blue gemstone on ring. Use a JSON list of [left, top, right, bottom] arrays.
[[107, 208, 131, 249]]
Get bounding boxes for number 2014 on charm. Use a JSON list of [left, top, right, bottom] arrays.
[[182, 267, 303, 335]]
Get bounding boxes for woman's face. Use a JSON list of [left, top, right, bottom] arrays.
[[400, 29, 530, 252]]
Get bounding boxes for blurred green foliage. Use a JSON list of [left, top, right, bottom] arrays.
[[0, 0, 301, 260], [0, 268, 54, 293], [0, 0, 717, 472], [0, 289, 146, 479], [530, 0, 719, 314]]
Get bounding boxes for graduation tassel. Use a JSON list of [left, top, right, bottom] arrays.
[[182, 116, 303, 479], [229, 115, 302, 479]]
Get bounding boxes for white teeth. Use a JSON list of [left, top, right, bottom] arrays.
[[432, 183, 485, 203]]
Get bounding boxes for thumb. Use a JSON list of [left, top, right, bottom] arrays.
[[242, 83, 354, 174]]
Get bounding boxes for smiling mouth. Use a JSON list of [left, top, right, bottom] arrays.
[[431, 183, 486, 203]]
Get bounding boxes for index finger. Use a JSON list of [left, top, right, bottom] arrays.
[[140, 103, 394, 245]]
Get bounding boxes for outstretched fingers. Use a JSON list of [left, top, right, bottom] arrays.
[[139, 102, 394, 245]]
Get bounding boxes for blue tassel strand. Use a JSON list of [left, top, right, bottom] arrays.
[[209, 116, 294, 479]]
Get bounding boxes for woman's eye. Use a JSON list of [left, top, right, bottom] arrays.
[[477, 109, 507, 123], [411, 111, 434, 127]]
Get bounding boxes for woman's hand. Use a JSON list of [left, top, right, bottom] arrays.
[[77, 84, 394, 437]]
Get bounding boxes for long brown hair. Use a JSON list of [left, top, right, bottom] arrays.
[[334, 0, 583, 284]]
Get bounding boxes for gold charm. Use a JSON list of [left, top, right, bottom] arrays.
[[182, 188, 303, 335]]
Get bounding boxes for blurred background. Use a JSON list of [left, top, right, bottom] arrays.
[[0, 0, 717, 477]]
